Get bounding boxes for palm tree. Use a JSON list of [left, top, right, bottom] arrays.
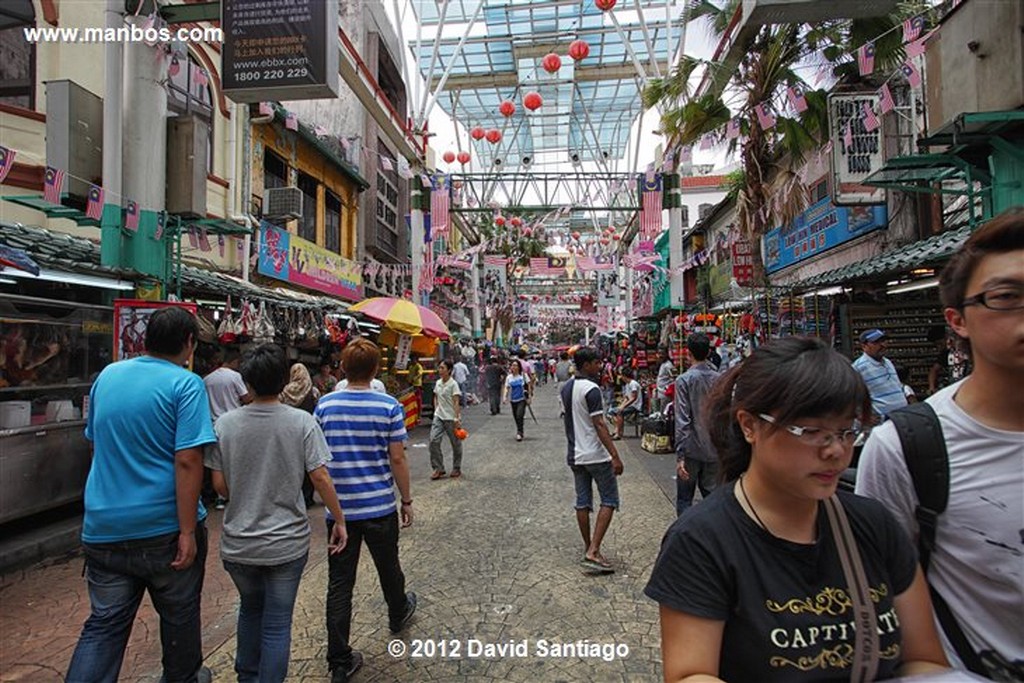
[[644, 0, 932, 285]]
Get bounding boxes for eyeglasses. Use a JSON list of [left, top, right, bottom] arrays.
[[962, 285, 1024, 311], [758, 414, 861, 448]]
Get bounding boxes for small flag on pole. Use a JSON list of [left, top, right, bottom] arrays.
[[862, 102, 881, 132], [857, 42, 875, 76], [86, 184, 104, 220], [901, 60, 922, 88], [726, 118, 741, 140], [754, 103, 776, 130], [879, 83, 896, 114], [787, 85, 808, 113], [285, 112, 298, 131], [903, 16, 924, 43], [154, 212, 166, 240], [0, 145, 16, 184], [44, 166, 65, 204], [843, 121, 854, 152], [125, 200, 140, 232]]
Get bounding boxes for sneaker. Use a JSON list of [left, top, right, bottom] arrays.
[[389, 592, 417, 633], [214, 497, 227, 510], [331, 651, 364, 683]]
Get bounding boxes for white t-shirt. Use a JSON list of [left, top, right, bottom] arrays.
[[433, 377, 462, 421], [621, 379, 641, 410], [337, 378, 386, 393], [856, 380, 1024, 672], [563, 377, 610, 466], [452, 361, 469, 384], [204, 366, 248, 421]]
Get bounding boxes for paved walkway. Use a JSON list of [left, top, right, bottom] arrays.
[[0, 381, 679, 682]]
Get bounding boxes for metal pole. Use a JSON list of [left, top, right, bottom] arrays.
[[420, 0, 486, 126], [100, 0, 123, 269]]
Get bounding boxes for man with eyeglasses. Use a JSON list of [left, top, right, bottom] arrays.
[[852, 328, 907, 422], [856, 208, 1024, 680]]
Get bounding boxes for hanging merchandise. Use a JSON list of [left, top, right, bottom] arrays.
[[568, 40, 590, 61], [217, 296, 238, 344], [523, 92, 543, 111], [542, 53, 562, 74], [253, 301, 275, 344]]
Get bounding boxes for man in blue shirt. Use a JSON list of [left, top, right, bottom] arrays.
[[852, 328, 908, 422], [67, 307, 217, 683]]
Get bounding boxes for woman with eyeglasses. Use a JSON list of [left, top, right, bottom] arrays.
[[645, 337, 948, 682]]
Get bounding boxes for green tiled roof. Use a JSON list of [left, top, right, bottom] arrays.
[[793, 226, 972, 290]]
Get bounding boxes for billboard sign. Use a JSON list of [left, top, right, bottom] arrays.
[[762, 197, 887, 274], [221, 0, 338, 102], [828, 92, 886, 205], [257, 222, 363, 301]]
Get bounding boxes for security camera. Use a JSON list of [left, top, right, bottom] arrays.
[[494, 158, 502, 166], [570, 152, 580, 164], [522, 155, 532, 166]]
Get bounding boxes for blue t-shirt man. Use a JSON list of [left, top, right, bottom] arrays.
[[83, 355, 217, 542]]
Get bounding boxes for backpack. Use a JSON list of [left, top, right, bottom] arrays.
[[888, 403, 990, 678]]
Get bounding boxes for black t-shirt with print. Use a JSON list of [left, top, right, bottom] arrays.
[[645, 485, 918, 682]]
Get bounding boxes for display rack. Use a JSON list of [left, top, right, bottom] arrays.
[[843, 301, 945, 395]]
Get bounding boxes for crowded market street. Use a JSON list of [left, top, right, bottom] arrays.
[[0, 381, 679, 683]]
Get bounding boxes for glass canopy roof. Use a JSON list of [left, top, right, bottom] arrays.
[[410, 0, 680, 168]]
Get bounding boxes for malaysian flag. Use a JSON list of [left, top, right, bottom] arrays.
[[86, 184, 104, 220], [43, 166, 65, 204], [285, 112, 298, 131], [198, 228, 212, 252], [431, 174, 450, 236], [726, 117, 741, 140], [449, 252, 475, 270], [640, 173, 662, 238], [879, 83, 896, 114], [679, 146, 692, 164], [905, 39, 926, 58], [844, 121, 854, 152], [575, 255, 596, 271], [168, 55, 181, 77], [901, 60, 922, 87], [192, 64, 208, 87], [397, 157, 413, 179], [530, 257, 566, 276], [903, 16, 924, 43], [483, 254, 508, 267], [699, 134, 713, 150], [217, 235, 225, 257], [125, 200, 139, 232], [622, 253, 661, 271], [754, 103, 776, 130], [419, 244, 434, 293], [858, 42, 875, 76], [187, 226, 199, 248], [787, 85, 808, 113], [154, 212, 166, 241], [0, 145, 15, 184], [591, 254, 615, 271], [862, 102, 881, 132], [380, 156, 394, 172]]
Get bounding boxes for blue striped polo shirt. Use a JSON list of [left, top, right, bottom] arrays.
[[314, 389, 408, 521], [852, 353, 908, 419]]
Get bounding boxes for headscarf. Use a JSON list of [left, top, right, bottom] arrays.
[[280, 363, 313, 407]]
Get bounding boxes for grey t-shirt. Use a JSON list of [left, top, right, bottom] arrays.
[[206, 403, 331, 565]]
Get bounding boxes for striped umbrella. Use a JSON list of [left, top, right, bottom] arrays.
[[348, 297, 450, 339]]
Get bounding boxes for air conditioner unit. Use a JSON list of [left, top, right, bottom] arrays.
[[264, 187, 303, 220]]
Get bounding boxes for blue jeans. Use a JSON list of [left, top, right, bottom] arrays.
[[223, 552, 308, 683], [66, 524, 208, 683]]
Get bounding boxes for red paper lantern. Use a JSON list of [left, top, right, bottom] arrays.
[[568, 40, 590, 62], [494, 216, 506, 227], [542, 53, 562, 74], [510, 216, 523, 228], [486, 129, 502, 144], [470, 126, 486, 141], [571, 231, 581, 240], [457, 151, 471, 165], [523, 92, 543, 111], [600, 237, 610, 245], [595, 0, 617, 11], [499, 100, 516, 117], [523, 227, 533, 237], [442, 150, 456, 164], [612, 233, 622, 241]]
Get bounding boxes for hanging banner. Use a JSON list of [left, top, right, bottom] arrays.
[[828, 92, 886, 205], [221, 0, 339, 103], [732, 239, 754, 287], [596, 270, 620, 306], [762, 197, 888, 274], [257, 221, 363, 301], [113, 300, 197, 366], [394, 333, 413, 370]]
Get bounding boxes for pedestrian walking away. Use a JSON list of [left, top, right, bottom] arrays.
[[66, 307, 218, 683], [484, 356, 505, 415], [203, 347, 252, 509], [673, 333, 720, 515], [314, 338, 416, 683], [452, 357, 470, 406], [429, 359, 464, 479], [206, 344, 348, 683], [502, 358, 530, 441], [856, 208, 1024, 680], [645, 337, 949, 682], [560, 346, 623, 575]]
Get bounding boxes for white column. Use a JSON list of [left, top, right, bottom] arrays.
[[122, 14, 167, 215], [668, 174, 684, 308], [470, 255, 482, 338], [410, 178, 424, 301], [99, 0, 123, 267]]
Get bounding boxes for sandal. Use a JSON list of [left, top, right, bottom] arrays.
[[580, 556, 615, 574], [450, 469, 462, 478], [430, 470, 447, 480]]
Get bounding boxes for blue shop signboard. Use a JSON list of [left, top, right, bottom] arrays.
[[762, 198, 887, 274]]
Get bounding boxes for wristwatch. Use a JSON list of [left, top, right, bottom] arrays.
[[401, 499, 413, 505]]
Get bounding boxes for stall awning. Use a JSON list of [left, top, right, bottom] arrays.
[[862, 150, 991, 193], [919, 110, 1024, 148], [789, 226, 972, 291]]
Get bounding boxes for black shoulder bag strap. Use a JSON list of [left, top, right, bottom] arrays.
[[888, 403, 990, 678]]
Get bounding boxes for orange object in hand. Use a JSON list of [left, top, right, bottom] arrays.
[[454, 428, 469, 440]]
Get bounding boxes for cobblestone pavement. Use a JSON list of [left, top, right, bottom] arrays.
[[0, 382, 679, 682]]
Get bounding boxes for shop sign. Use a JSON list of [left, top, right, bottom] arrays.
[[394, 334, 412, 370], [221, 0, 339, 103], [828, 92, 886, 205], [762, 196, 887, 274], [731, 239, 754, 287], [257, 222, 363, 301], [113, 300, 197, 365]]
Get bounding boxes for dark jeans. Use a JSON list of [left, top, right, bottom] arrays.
[[676, 458, 719, 516], [487, 386, 501, 414], [66, 524, 208, 683], [326, 514, 407, 672], [223, 553, 308, 683], [511, 400, 526, 436]]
